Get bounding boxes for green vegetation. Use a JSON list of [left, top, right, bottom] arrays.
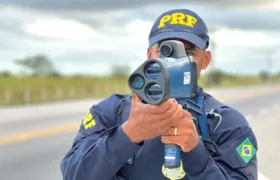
[[0, 76, 130, 105], [199, 69, 280, 88], [1, 73, 280, 106], [1, 54, 280, 106]]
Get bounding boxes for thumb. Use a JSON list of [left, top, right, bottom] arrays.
[[132, 93, 141, 104]]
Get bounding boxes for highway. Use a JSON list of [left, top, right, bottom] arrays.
[[0, 85, 280, 180]]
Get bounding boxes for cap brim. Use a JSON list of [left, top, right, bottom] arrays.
[[149, 31, 207, 49]]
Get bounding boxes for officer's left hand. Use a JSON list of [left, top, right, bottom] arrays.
[[161, 110, 199, 152]]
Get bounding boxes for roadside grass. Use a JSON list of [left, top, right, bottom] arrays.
[[1, 75, 279, 106]]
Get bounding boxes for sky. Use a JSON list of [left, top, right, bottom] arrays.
[[0, 0, 280, 76]]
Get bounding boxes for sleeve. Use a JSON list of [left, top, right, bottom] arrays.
[[60, 94, 143, 180], [181, 106, 258, 180]]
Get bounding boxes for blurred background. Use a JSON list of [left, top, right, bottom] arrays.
[[0, 0, 279, 180]]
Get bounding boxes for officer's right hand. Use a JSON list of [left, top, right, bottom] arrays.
[[122, 93, 183, 144]]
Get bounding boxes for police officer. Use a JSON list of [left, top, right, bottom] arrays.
[[61, 8, 258, 180]]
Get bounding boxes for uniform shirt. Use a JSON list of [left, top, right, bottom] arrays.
[[60, 86, 258, 180]]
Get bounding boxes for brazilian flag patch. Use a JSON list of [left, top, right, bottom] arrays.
[[236, 138, 256, 164]]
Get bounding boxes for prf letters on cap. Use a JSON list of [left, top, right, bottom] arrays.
[[158, 13, 198, 29]]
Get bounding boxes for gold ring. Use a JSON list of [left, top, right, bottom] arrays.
[[174, 127, 177, 136]]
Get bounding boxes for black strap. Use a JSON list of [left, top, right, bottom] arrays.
[[201, 93, 225, 156]]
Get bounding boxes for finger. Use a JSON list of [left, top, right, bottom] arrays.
[[158, 105, 183, 134], [132, 93, 140, 101], [160, 104, 183, 127], [157, 102, 179, 121], [164, 127, 177, 136], [178, 111, 193, 126], [144, 98, 177, 114], [170, 104, 183, 122], [162, 126, 186, 136], [171, 109, 192, 126], [131, 93, 142, 106], [183, 111, 192, 120]]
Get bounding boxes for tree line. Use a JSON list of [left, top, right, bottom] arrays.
[[0, 54, 130, 79], [0, 53, 280, 85]]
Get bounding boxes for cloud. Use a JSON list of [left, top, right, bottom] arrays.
[[0, 2, 279, 76], [23, 17, 101, 40], [0, 0, 278, 11], [49, 4, 280, 38], [212, 28, 280, 47], [205, 8, 280, 30], [0, 6, 152, 75]]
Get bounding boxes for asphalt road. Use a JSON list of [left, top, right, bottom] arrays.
[[1, 85, 280, 180]]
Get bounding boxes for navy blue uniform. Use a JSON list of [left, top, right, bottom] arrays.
[[60, 86, 258, 180]]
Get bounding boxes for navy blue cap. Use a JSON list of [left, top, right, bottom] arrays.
[[149, 9, 210, 49]]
